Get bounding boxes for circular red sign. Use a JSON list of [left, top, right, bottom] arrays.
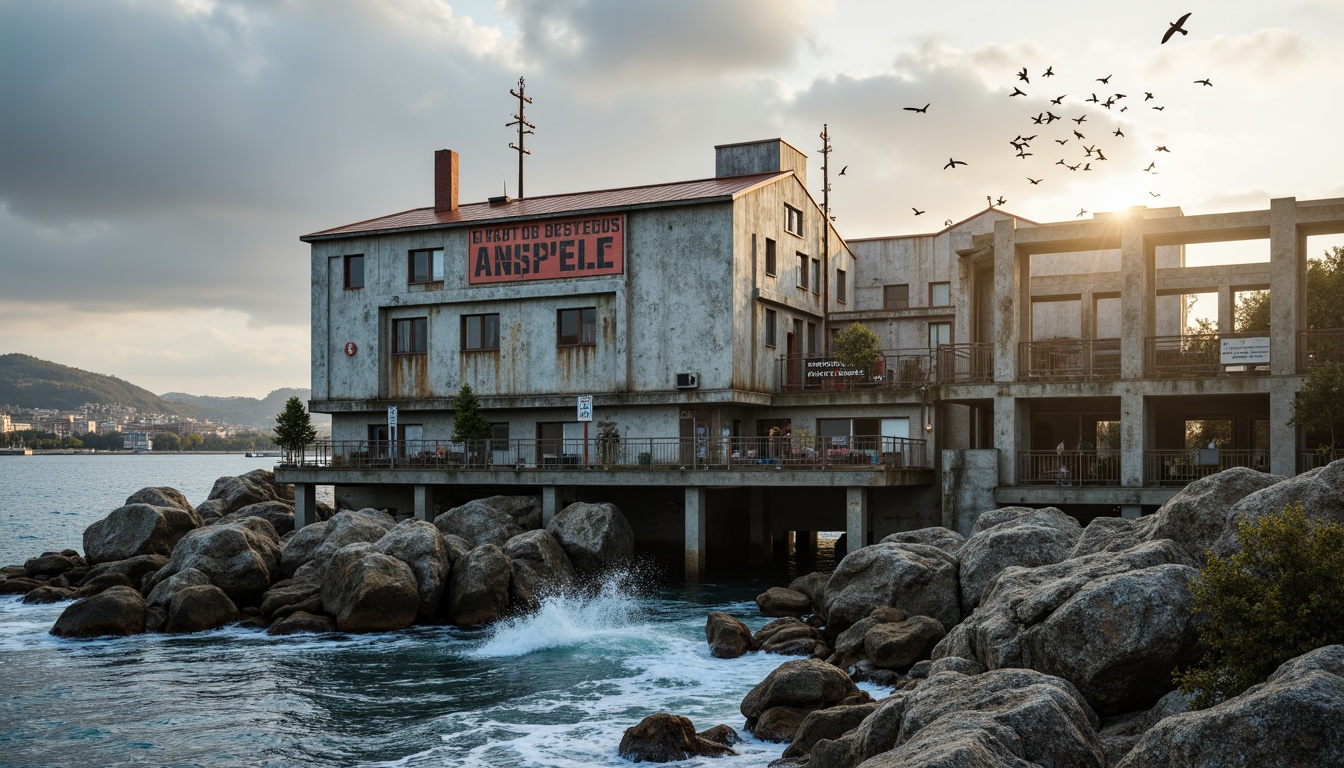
[[343, 341, 357, 357]]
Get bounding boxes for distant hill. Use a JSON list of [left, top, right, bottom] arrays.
[[0, 353, 189, 415], [160, 388, 329, 430]]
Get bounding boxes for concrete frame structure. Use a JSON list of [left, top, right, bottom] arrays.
[[279, 134, 1344, 577]]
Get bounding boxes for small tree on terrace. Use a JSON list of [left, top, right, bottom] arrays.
[[1291, 361, 1344, 455], [834, 322, 883, 372], [273, 396, 317, 464], [452, 384, 492, 461]]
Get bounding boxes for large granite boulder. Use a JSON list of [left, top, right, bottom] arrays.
[[201, 470, 292, 518], [145, 567, 213, 608], [371, 519, 451, 623], [880, 526, 967, 556], [705, 612, 754, 659], [82, 503, 203, 564], [820, 542, 961, 635], [740, 658, 868, 742], [755, 587, 812, 618], [218, 500, 296, 536], [268, 610, 336, 636], [49, 585, 148, 638], [809, 668, 1103, 768], [24, 552, 83, 578], [1209, 459, 1344, 559], [865, 615, 946, 671], [124, 486, 196, 516], [80, 554, 167, 591], [1070, 515, 1152, 559], [434, 500, 526, 549], [1145, 467, 1287, 564], [544, 502, 634, 573], [780, 702, 878, 761], [1118, 645, 1344, 767], [447, 544, 512, 626], [165, 584, 241, 633], [788, 572, 829, 607], [142, 517, 283, 606], [320, 547, 420, 633], [754, 617, 830, 658], [935, 540, 1201, 716], [503, 529, 575, 611], [828, 606, 907, 669], [958, 506, 1081, 609], [617, 713, 737, 762], [280, 508, 396, 578]]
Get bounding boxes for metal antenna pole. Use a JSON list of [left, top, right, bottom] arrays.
[[819, 124, 833, 355], [507, 77, 535, 198]]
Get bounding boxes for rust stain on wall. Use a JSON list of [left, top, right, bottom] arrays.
[[389, 354, 429, 398]]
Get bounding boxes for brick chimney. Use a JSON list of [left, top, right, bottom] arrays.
[[434, 149, 459, 213]]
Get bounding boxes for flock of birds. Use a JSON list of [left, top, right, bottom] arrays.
[[888, 12, 1212, 227]]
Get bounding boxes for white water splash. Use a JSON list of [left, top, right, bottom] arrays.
[[470, 573, 649, 658]]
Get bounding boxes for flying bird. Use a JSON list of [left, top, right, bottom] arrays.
[[1144, 162, 1157, 171], [1056, 159, 1067, 166], [1016, 151, 1033, 159], [1194, 78, 1212, 86], [1114, 128, 1124, 137], [1077, 208, 1088, 218], [1121, 106, 1129, 112], [944, 219, 953, 226], [987, 195, 995, 207], [1043, 66, 1055, 77], [1045, 112, 1062, 123], [904, 103, 930, 113], [1050, 95, 1066, 105], [1083, 144, 1096, 156], [1144, 92, 1155, 101], [912, 207, 925, 215], [1010, 87, 1026, 97], [1027, 177, 1042, 185], [1152, 105, 1165, 111], [1073, 130, 1086, 139], [1095, 149, 1107, 161], [1162, 12, 1192, 44], [1086, 93, 1100, 103], [1055, 139, 1069, 145], [1021, 134, 1037, 141], [1149, 192, 1161, 197], [1102, 97, 1116, 110], [1082, 163, 1092, 171], [1031, 113, 1045, 124], [996, 196, 1007, 206], [839, 165, 848, 175], [1156, 145, 1170, 152], [1073, 115, 1087, 124], [1066, 162, 1081, 171], [1017, 67, 1030, 83], [1113, 93, 1127, 100], [944, 158, 967, 169], [1097, 74, 1112, 84]]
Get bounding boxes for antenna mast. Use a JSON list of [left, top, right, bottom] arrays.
[[507, 77, 535, 199], [819, 124, 833, 354]]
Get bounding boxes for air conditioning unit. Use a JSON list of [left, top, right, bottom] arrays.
[[675, 372, 700, 389]]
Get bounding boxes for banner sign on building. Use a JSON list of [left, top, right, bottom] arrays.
[[1220, 336, 1270, 365], [804, 359, 870, 380], [577, 395, 593, 422], [468, 214, 625, 284]]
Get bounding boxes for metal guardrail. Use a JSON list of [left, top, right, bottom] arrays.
[[286, 435, 929, 471], [1017, 450, 1120, 486], [1299, 328, 1344, 371], [936, 343, 993, 384], [1146, 332, 1270, 378], [1019, 338, 1121, 381], [1298, 449, 1342, 473], [778, 351, 932, 393], [1145, 448, 1269, 486]]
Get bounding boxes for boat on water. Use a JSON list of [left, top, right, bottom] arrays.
[[246, 451, 281, 458], [0, 448, 33, 456]]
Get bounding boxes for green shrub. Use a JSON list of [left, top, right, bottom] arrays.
[[1174, 501, 1344, 708]]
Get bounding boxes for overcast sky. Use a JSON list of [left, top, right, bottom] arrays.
[[2, 0, 1342, 398]]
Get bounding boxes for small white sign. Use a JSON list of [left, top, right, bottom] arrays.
[[1221, 337, 1270, 365], [387, 405, 398, 431], [577, 395, 593, 422]]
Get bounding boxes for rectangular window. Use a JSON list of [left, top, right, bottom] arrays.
[[836, 269, 847, 303], [929, 321, 951, 349], [785, 205, 803, 236], [797, 253, 809, 290], [461, 313, 500, 351], [884, 284, 910, 310], [408, 248, 445, 284], [765, 238, 777, 276], [344, 254, 364, 290], [807, 322, 818, 354], [393, 317, 427, 354], [811, 259, 821, 295], [765, 308, 777, 347], [490, 422, 509, 452], [558, 307, 597, 347], [930, 281, 951, 306]]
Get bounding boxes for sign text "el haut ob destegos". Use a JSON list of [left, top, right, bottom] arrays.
[[468, 214, 625, 284]]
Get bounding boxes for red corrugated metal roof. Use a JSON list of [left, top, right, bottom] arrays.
[[302, 171, 790, 240]]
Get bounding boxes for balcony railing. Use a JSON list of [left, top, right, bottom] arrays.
[[286, 435, 929, 472], [1017, 450, 1121, 486], [1146, 332, 1270, 378], [1145, 448, 1269, 485], [1299, 328, 1344, 371], [1019, 338, 1121, 381], [778, 351, 932, 393], [1298, 449, 1342, 474], [935, 343, 994, 384]]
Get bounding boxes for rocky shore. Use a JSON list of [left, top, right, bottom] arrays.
[[620, 460, 1344, 766], [0, 469, 635, 638]]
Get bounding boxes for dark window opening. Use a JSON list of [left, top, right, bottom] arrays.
[[344, 254, 364, 289], [884, 284, 910, 310], [393, 317, 427, 354], [409, 248, 445, 284], [558, 307, 597, 347], [462, 313, 500, 351], [765, 238, 777, 276]]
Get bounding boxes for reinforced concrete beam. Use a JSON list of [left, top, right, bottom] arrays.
[[846, 487, 869, 551], [413, 485, 431, 523], [685, 486, 706, 581], [294, 483, 318, 529]]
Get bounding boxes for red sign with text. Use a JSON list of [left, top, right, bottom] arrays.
[[467, 214, 625, 284]]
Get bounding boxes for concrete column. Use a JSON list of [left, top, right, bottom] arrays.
[[1216, 285, 1234, 334], [796, 531, 818, 558], [1120, 391, 1146, 487], [1269, 387, 1298, 477], [1081, 291, 1094, 340], [294, 483, 318, 529], [542, 486, 560, 526], [684, 486, 706, 581], [749, 487, 771, 565], [993, 218, 1025, 383], [413, 485, 431, 522], [1120, 505, 1142, 520], [1118, 215, 1152, 379], [993, 393, 1020, 486], [1268, 197, 1302, 376], [846, 487, 869, 551]]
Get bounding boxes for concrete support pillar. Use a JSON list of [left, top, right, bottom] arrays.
[[294, 483, 318, 529], [684, 486, 706, 581], [413, 485, 431, 522], [1081, 291, 1094, 340], [1216, 285, 1235, 334], [993, 393, 1021, 486], [993, 218, 1026, 383], [1119, 215, 1153, 379], [749, 487, 771, 565], [1269, 388, 1298, 477], [1120, 391, 1146, 487], [1120, 505, 1142, 520], [846, 487, 869, 551], [1268, 197, 1303, 376], [542, 486, 560, 526], [796, 531, 818, 558]]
